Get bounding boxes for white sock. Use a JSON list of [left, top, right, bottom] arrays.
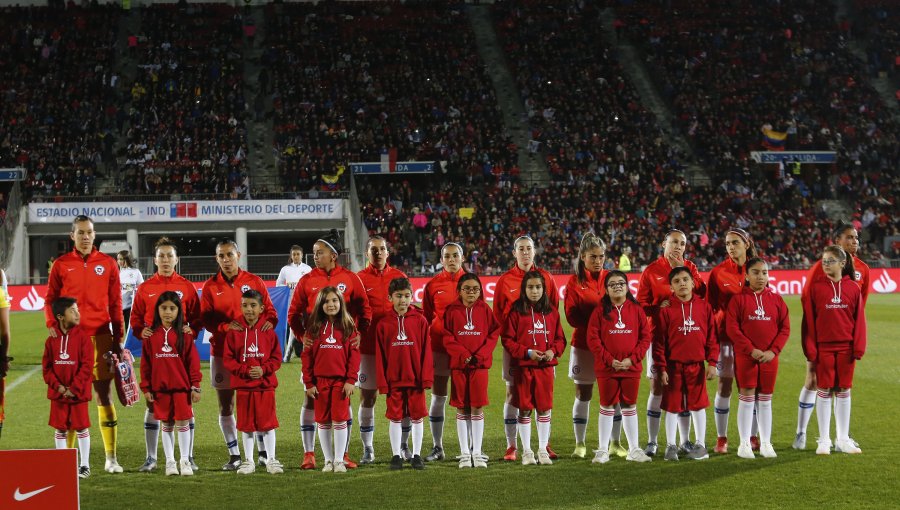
[[797, 387, 817, 434], [263, 429, 277, 461], [816, 391, 833, 443], [678, 412, 692, 445], [429, 395, 447, 448], [598, 407, 615, 451], [611, 403, 623, 442], [757, 394, 773, 444], [834, 390, 851, 442], [318, 424, 334, 462], [537, 413, 551, 451], [517, 415, 532, 452], [572, 398, 590, 445], [144, 408, 160, 460], [621, 407, 639, 451], [189, 418, 196, 457], [359, 404, 375, 449], [256, 433, 267, 460], [218, 415, 240, 456], [77, 429, 90, 467], [456, 412, 470, 455], [737, 395, 755, 444], [471, 412, 485, 456], [411, 419, 424, 456], [389, 420, 403, 456], [690, 410, 707, 447], [54, 430, 67, 449], [162, 424, 176, 463], [301, 406, 316, 453], [401, 417, 412, 449], [751, 403, 759, 438], [177, 425, 190, 461], [714, 393, 730, 438], [665, 412, 678, 446], [242, 432, 255, 462], [646, 393, 662, 444], [504, 402, 518, 449], [334, 421, 348, 462]]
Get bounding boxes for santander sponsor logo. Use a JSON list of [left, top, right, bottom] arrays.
[[19, 286, 45, 311], [873, 270, 897, 293]]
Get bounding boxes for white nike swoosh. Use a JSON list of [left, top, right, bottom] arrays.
[[148, 293, 157, 297], [655, 277, 663, 280], [436, 290, 445, 294], [67, 268, 76, 272], [366, 288, 374, 292], [509, 289, 517, 293], [312, 287, 319, 291], [14, 485, 55, 501], [216, 292, 224, 296]]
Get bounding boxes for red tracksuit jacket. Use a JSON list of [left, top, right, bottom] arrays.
[[139, 327, 201, 393], [652, 294, 718, 369], [358, 264, 408, 355], [586, 299, 652, 378], [802, 275, 866, 361], [375, 306, 433, 392], [564, 270, 608, 350], [44, 248, 123, 338], [442, 299, 500, 370], [42, 327, 94, 402], [288, 265, 372, 339], [707, 258, 746, 343], [301, 322, 361, 386], [131, 272, 202, 333], [493, 265, 560, 324], [501, 306, 566, 367], [422, 270, 466, 353], [223, 319, 282, 391], [725, 286, 791, 356], [200, 269, 277, 357], [637, 257, 707, 323]]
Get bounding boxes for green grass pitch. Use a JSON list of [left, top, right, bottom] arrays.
[[2, 295, 898, 509]]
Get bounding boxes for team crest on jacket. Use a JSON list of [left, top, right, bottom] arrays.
[[241, 284, 251, 293], [94, 265, 105, 275], [337, 283, 348, 293], [175, 290, 184, 299]]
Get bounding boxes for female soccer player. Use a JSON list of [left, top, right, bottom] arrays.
[[443, 274, 500, 468], [288, 230, 371, 470], [564, 232, 611, 458], [637, 229, 707, 456], [421, 242, 467, 462], [725, 257, 790, 459], [493, 235, 559, 461], [501, 271, 566, 465], [802, 246, 866, 455], [586, 271, 652, 464], [707, 228, 757, 453], [794, 223, 870, 450]]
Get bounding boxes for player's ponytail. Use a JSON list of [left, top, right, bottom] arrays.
[[576, 232, 607, 285]]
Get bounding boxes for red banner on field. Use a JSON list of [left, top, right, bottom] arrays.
[[0, 449, 79, 509], [7, 268, 899, 312]]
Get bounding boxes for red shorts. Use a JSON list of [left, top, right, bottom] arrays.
[[314, 378, 351, 423], [152, 391, 194, 422], [236, 390, 279, 432], [49, 400, 90, 431], [661, 362, 709, 413], [385, 388, 427, 421], [816, 345, 856, 389], [596, 376, 640, 407], [513, 366, 555, 412], [450, 369, 489, 409], [734, 354, 780, 394]]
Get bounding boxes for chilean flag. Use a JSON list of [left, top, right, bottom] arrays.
[[380, 148, 398, 173], [170, 202, 198, 218]]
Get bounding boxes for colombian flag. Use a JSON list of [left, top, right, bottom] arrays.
[[761, 126, 787, 151]]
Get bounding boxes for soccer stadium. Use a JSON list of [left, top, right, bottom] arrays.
[[0, 0, 898, 508]]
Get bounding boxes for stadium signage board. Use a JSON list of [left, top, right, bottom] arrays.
[[750, 151, 836, 164], [0, 167, 25, 181], [27, 199, 343, 224], [350, 161, 435, 174], [0, 449, 79, 509]]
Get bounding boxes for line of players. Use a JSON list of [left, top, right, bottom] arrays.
[[39, 216, 869, 476]]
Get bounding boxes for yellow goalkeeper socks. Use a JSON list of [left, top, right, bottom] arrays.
[[98, 404, 118, 456]]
